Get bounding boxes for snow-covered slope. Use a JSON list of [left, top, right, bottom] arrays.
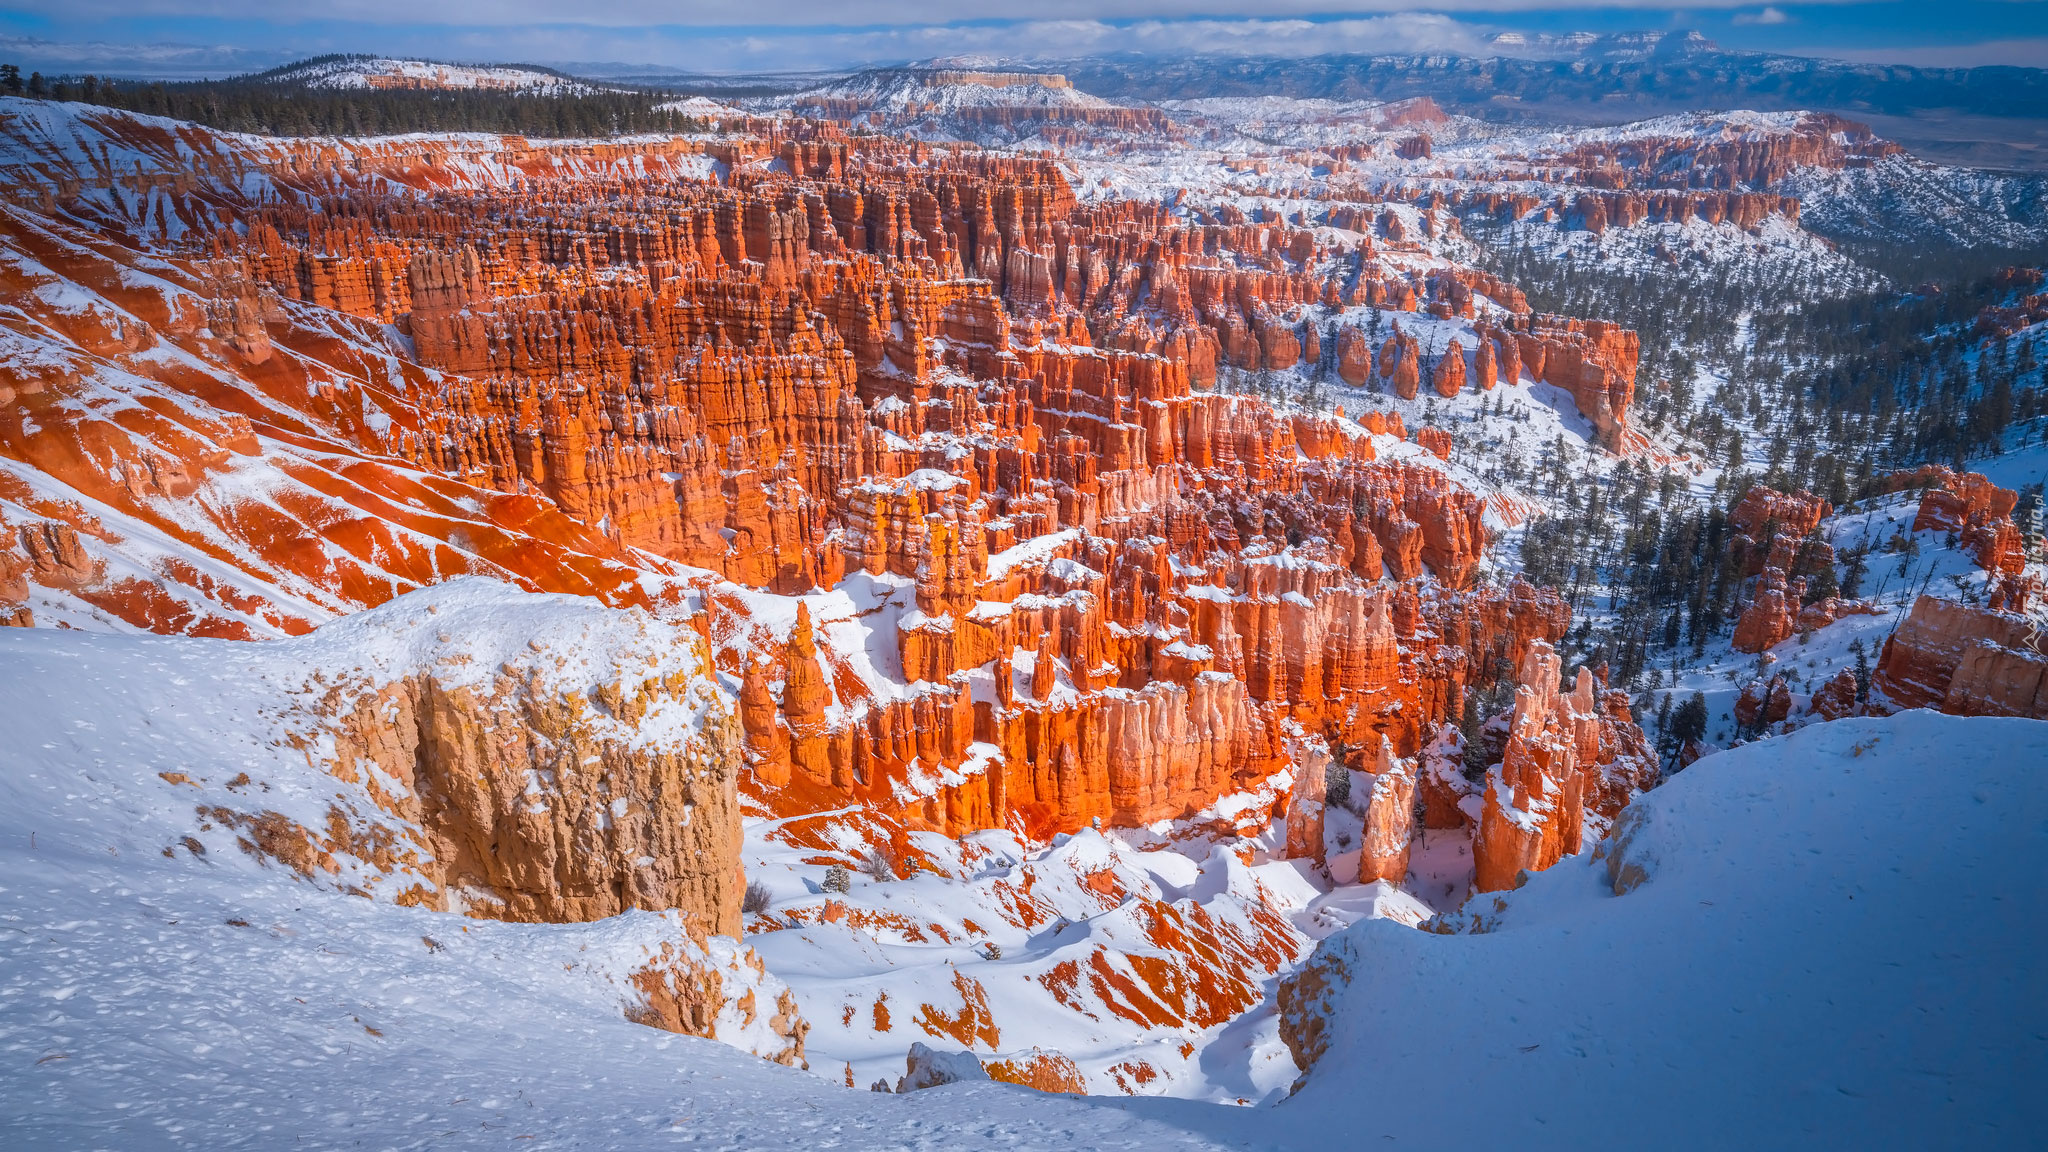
[[13, 615, 2033, 1149], [1260, 711, 2048, 1148], [1778, 154, 2048, 249], [785, 68, 1115, 115], [0, 578, 1254, 1148], [270, 57, 603, 95]]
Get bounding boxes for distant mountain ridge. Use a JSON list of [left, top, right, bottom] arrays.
[[253, 54, 605, 95], [1040, 34, 2048, 123], [1029, 35, 2045, 172], [572, 34, 2048, 169]]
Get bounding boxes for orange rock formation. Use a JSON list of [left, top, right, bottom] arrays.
[[1472, 643, 1654, 892], [0, 102, 1652, 871], [1874, 596, 2048, 719]]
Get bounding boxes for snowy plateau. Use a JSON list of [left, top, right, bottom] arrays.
[[1, 50, 2046, 1150]]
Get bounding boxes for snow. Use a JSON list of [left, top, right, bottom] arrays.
[[657, 95, 749, 121], [276, 57, 605, 96], [1638, 476, 2048, 755], [0, 579, 731, 903], [1973, 438, 2048, 496], [896, 1041, 993, 1091], [15, 619, 2036, 1148], [1236, 711, 2048, 1148], [1781, 154, 2048, 250], [781, 69, 1114, 116], [986, 528, 1082, 579], [0, 580, 1266, 1147], [740, 814, 1326, 1103], [4, 82, 2044, 1145], [0, 850, 1248, 1149]]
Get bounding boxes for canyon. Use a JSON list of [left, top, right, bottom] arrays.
[[0, 55, 2044, 1142], [0, 91, 1664, 1093]]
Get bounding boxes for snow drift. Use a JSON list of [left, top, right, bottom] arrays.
[[1266, 711, 2047, 1148]]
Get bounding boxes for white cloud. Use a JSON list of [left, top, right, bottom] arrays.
[[22, 0, 1875, 30], [0, 34, 295, 78], [438, 15, 1494, 72], [1733, 6, 1792, 25], [1820, 36, 2048, 68]]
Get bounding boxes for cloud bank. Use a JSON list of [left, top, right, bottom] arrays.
[[0, 4, 2039, 78]]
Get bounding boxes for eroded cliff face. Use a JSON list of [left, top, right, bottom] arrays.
[[0, 102, 1628, 638], [0, 102, 1657, 854], [1472, 641, 1656, 893], [1724, 484, 1877, 655], [1911, 468, 2029, 578], [124, 579, 806, 1066], [320, 665, 746, 931], [180, 582, 745, 924], [1874, 595, 2048, 719]]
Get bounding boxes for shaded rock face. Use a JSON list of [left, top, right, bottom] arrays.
[[1874, 595, 2048, 719], [1809, 667, 1862, 721], [1735, 675, 1795, 730], [1507, 317, 1639, 447], [1729, 485, 1832, 553], [326, 667, 746, 934], [895, 1042, 992, 1093], [174, 586, 751, 937], [1283, 738, 1330, 866], [1732, 567, 1801, 653], [152, 583, 796, 1066], [1725, 484, 1865, 654]]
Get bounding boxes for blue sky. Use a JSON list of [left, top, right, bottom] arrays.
[[1, 2, 2043, 76]]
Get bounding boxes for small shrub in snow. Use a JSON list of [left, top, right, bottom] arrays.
[[742, 879, 773, 914], [857, 850, 896, 882], [821, 865, 851, 894]]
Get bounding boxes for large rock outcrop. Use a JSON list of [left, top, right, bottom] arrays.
[[1873, 595, 2048, 719], [1912, 470, 2027, 577], [236, 581, 748, 935], [1472, 643, 1652, 892], [1355, 736, 1417, 884]]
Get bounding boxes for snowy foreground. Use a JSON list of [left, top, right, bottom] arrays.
[[2, 610, 2043, 1148], [1261, 712, 2048, 1149]]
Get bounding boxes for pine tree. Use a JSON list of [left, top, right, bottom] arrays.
[[1459, 690, 1489, 780]]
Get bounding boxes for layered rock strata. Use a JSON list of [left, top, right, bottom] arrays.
[[1874, 595, 2048, 719]]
